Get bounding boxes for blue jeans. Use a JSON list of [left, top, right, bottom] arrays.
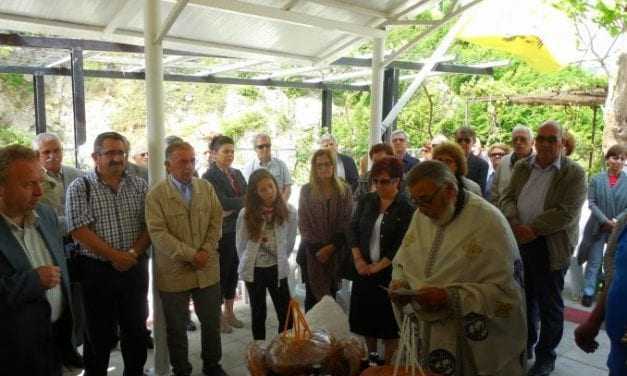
[[583, 233, 609, 296]]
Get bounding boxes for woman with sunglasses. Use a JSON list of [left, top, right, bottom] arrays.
[[577, 145, 627, 307], [349, 157, 414, 364], [236, 169, 297, 340], [298, 148, 353, 311]]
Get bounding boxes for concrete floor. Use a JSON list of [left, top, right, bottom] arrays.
[[63, 286, 610, 376]]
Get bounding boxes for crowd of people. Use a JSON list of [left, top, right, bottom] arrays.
[[1, 121, 626, 376]]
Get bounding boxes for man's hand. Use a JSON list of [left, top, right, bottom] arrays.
[[574, 320, 601, 353], [110, 250, 137, 272], [193, 249, 209, 269], [601, 219, 616, 233], [513, 224, 537, 244], [36, 265, 61, 289], [415, 286, 449, 312], [388, 279, 414, 306], [316, 244, 335, 264]]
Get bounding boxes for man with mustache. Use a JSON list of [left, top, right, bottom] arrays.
[[389, 160, 526, 375], [32, 132, 85, 369], [65, 131, 151, 376]]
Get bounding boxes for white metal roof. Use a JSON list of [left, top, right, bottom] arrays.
[[0, 0, 434, 64]]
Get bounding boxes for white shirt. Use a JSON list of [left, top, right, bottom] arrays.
[[2, 212, 64, 322], [369, 213, 384, 262]]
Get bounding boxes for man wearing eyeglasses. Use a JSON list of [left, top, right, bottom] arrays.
[[32, 132, 85, 369], [390, 129, 419, 173], [390, 160, 526, 376], [490, 125, 535, 208], [502, 121, 587, 376], [454, 126, 489, 196], [242, 133, 292, 201], [65, 131, 151, 376]]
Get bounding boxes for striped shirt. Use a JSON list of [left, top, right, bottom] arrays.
[[65, 170, 148, 260], [2, 212, 64, 322]]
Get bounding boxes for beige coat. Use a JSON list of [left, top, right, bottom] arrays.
[[146, 177, 223, 292]]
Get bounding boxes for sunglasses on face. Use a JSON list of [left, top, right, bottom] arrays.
[[512, 136, 529, 143], [256, 143, 271, 150], [535, 135, 559, 144], [391, 138, 406, 143]]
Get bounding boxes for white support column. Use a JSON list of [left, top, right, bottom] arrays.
[[144, 0, 168, 375], [369, 36, 385, 147]]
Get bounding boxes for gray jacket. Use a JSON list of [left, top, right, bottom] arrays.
[[502, 157, 587, 270]]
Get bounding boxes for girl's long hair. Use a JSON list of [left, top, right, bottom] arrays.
[[308, 148, 347, 198], [244, 169, 289, 242]]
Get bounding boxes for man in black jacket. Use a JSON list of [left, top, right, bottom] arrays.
[[319, 133, 359, 192], [455, 126, 488, 196]]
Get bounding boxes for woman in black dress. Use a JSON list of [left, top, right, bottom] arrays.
[[349, 156, 414, 363]]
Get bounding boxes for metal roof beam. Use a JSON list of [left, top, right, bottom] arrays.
[[381, 17, 465, 130], [180, 0, 386, 38], [303, 0, 388, 19], [332, 57, 494, 75], [155, 0, 189, 43], [382, 0, 483, 67], [304, 69, 370, 83], [0, 65, 368, 91], [104, 0, 142, 34], [0, 12, 317, 63], [194, 60, 263, 76]]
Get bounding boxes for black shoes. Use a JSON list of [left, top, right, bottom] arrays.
[[62, 347, 85, 369], [581, 295, 594, 307], [203, 365, 228, 376], [528, 359, 555, 376]]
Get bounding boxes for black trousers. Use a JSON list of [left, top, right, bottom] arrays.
[[78, 256, 148, 376], [245, 266, 291, 340], [520, 237, 567, 363], [218, 232, 239, 300]]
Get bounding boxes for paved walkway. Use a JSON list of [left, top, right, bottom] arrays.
[[64, 285, 609, 376]]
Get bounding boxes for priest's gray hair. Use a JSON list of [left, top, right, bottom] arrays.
[[406, 160, 458, 191]]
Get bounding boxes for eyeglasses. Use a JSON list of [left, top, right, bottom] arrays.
[[373, 177, 397, 186], [99, 150, 127, 158], [391, 138, 406, 143], [512, 136, 529, 143], [456, 137, 472, 144], [411, 185, 444, 206], [256, 143, 271, 150], [535, 135, 559, 144], [489, 152, 505, 158]]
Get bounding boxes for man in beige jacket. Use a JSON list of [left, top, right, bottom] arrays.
[[145, 141, 227, 376]]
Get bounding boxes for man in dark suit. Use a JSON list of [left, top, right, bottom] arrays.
[[319, 133, 359, 192], [0, 144, 74, 376], [455, 126, 489, 196], [32, 132, 85, 368]]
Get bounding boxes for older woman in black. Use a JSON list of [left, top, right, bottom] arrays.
[[349, 157, 414, 364]]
